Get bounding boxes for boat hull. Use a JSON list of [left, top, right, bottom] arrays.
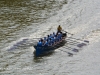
[[34, 39, 66, 57], [33, 33, 67, 57]]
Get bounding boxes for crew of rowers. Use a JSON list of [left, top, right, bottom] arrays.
[[37, 32, 63, 46], [37, 25, 63, 46]]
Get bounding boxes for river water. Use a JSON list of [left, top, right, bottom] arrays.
[[0, 0, 100, 75]]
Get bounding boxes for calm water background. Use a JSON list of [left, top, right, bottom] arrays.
[[0, 0, 100, 75]]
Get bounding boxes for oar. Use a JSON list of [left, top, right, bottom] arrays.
[[32, 38, 41, 39], [62, 46, 79, 52], [62, 30, 74, 35], [52, 44, 74, 56], [62, 46, 73, 50], [67, 37, 89, 43], [62, 30, 89, 43], [58, 48, 73, 56]]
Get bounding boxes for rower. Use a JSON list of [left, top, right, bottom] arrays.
[[49, 34, 53, 38], [51, 37, 55, 45], [40, 38, 43, 42], [54, 35, 59, 44], [58, 32, 62, 40], [44, 37, 47, 42], [53, 32, 56, 37], [44, 39, 49, 46], [37, 40, 43, 46], [48, 39, 51, 46], [47, 35, 50, 40]]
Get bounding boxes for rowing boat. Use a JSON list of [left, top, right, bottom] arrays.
[[33, 32, 67, 57]]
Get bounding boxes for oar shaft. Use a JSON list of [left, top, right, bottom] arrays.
[[58, 48, 73, 56], [62, 30, 73, 35], [67, 37, 89, 43], [67, 37, 83, 41], [32, 38, 41, 39]]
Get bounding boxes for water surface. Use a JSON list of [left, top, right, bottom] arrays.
[[0, 0, 100, 75]]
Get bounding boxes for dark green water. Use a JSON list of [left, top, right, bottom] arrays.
[[0, 0, 67, 49]]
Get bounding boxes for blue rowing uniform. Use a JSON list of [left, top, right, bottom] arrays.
[[37, 41, 42, 46], [44, 41, 49, 46], [51, 38, 55, 44], [53, 32, 56, 37], [44, 37, 47, 41]]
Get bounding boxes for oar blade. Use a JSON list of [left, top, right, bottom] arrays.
[[84, 40, 89, 43], [67, 52, 73, 56], [72, 48, 79, 52], [77, 43, 87, 48]]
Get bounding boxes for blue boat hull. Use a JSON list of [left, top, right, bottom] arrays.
[[34, 39, 66, 57], [33, 32, 67, 57]]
